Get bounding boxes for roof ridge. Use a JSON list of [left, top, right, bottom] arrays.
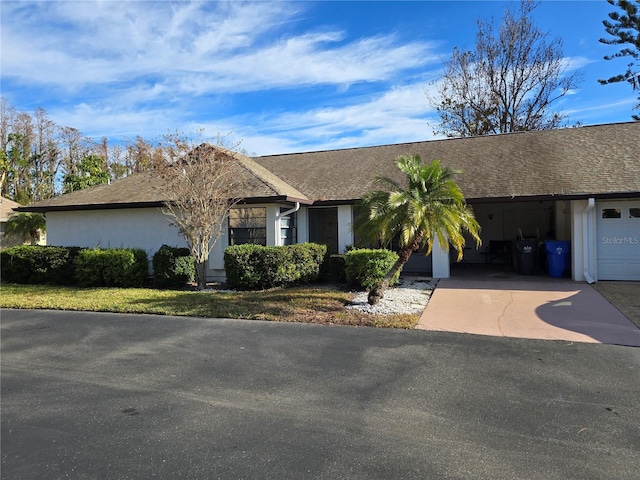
[[230, 150, 311, 202], [254, 121, 639, 159]]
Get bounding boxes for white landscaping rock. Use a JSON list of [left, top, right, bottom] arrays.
[[346, 277, 439, 315]]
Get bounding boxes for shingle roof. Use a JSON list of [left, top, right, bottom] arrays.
[[235, 154, 309, 202], [1, 197, 21, 220], [20, 148, 311, 212], [19, 122, 640, 213], [254, 122, 640, 202]]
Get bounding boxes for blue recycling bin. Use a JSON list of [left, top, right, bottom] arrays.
[[546, 241, 570, 278]]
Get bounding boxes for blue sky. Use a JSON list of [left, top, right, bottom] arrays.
[[1, 0, 636, 155]]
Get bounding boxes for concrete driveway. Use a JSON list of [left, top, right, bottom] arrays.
[[417, 277, 640, 347], [2, 309, 640, 480]]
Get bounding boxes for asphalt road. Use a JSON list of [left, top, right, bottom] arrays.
[[2, 309, 639, 480]]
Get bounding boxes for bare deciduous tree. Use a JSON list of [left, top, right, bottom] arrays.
[[431, 0, 581, 137], [155, 133, 245, 290], [59, 127, 91, 179], [32, 107, 61, 201], [0, 97, 15, 196]]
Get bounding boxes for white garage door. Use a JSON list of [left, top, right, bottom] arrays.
[[596, 201, 640, 281]]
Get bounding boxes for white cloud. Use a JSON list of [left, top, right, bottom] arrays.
[[2, 1, 437, 96], [229, 81, 444, 154], [1, 0, 446, 154], [44, 75, 444, 155], [563, 56, 594, 72], [49, 102, 173, 141]]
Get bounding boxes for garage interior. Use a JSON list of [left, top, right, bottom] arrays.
[[409, 199, 574, 278]]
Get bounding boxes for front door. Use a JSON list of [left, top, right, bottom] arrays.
[[308, 208, 339, 254]]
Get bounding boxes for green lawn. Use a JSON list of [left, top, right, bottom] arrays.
[[0, 284, 419, 329]]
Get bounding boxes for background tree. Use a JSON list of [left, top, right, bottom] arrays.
[[356, 155, 481, 305], [155, 133, 245, 290], [0, 97, 147, 203], [599, 0, 640, 120], [31, 107, 61, 201], [59, 127, 89, 179], [432, 0, 580, 137], [6, 113, 35, 203], [63, 154, 111, 193], [4, 212, 46, 245], [0, 98, 15, 196]]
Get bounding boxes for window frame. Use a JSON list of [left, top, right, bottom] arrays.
[[279, 207, 298, 246], [228, 207, 267, 246]]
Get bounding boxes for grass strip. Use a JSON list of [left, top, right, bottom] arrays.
[[0, 284, 419, 329]]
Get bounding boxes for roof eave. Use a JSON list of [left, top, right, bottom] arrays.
[[467, 191, 640, 203], [17, 195, 315, 213], [15, 201, 167, 213], [237, 196, 313, 206]]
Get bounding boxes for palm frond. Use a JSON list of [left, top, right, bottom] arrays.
[[356, 154, 481, 257]]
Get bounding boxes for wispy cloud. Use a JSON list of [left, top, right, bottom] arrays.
[[6, 1, 621, 157], [2, 1, 436, 94], [1, 0, 443, 153], [226, 81, 444, 154]]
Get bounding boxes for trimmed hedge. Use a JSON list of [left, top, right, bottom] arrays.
[[326, 254, 346, 282], [153, 245, 195, 289], [0, 245, 82, 285], [74, 248, 148, 287], [224, 244, 262, 290], [288, 243, 327, 283], [224, 242, 327, 290], [344, 248, 400, 290]]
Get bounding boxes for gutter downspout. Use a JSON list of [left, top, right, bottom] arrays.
[[275, 202, 300, 246], [583, 198, 596, 284]]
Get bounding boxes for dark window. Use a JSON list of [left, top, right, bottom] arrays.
[[352, 205, 373, 248], [629, 208, 640, 219], [280, 207, 297, 246], [229, 207, 267, 246], [308, 207, 339, 254], [602, 208, 621, 219]]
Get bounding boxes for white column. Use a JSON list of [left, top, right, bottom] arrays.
[[337, 205, 353, 253], [297, 207, 308, 244], [266, 204, 279, 246], [570, 199, 597, 282], [431, 236, 450, 278]]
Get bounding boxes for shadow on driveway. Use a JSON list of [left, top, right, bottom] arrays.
[[418, 278, 640, 347]]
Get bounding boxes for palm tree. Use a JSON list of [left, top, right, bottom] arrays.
[[356, 155, 481, 305], [4, 212, 46, 245]]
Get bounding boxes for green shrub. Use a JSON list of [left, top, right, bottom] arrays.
[[259, 247, 294, 288], [224, 243, 327, 290], [287, 243, 327, 283], [224, 243, 263, 290], [75, 248, 148, 287], [326, 254, 346, 282], [1, 245, 33, 284], [74, 249, 105, 287], [153, 245, 195, 289], [344, 248, 400, 290], [0, 245, 82, 285]]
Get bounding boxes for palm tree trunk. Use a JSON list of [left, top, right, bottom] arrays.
[[368, 236, 422, 305]]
